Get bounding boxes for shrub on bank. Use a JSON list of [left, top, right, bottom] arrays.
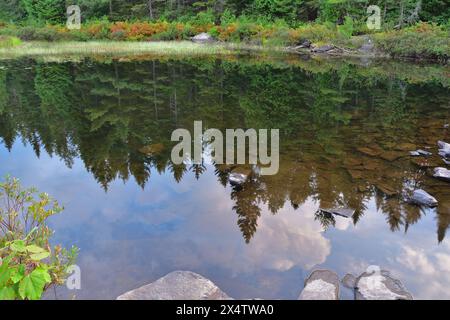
[[374, 23, 449, 60], [0, 19, 448, 60]]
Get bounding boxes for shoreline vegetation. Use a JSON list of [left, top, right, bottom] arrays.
[[0, 0, 448, 62], [0, 22, 448, 62]]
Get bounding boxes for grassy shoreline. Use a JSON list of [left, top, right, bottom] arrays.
[[0, 40, 282, 58], [0, 39, 446, 63]]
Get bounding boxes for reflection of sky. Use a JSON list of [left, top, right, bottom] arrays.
[[1, 141, 449, 299]]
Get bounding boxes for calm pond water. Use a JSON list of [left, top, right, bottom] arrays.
[[0, 54, 449, 299]]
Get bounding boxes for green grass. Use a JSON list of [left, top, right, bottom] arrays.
[[0, 36, 22, 48], [0, 40, 284, 58]]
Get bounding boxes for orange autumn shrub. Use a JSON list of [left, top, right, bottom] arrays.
[[107, 21, 174, 41], [110, 22, 129, 34], [84, 21, 110, 39], [127, 22, 154, 40], [175, 23, 184, 32], [193, 23, 214, 34], [218, 23, 237, 41]]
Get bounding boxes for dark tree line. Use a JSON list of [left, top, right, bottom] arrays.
[[0, 0, 448, 26]]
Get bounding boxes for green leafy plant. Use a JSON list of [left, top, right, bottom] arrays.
[[0, 176, 78, 300]]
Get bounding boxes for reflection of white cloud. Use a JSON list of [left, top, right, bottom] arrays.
[[434, 253, 450, 273], [246, 201, 331, 271], [391, 241, 450, 299], [396, 245, 435, 275], [334, 216, 351, 231]]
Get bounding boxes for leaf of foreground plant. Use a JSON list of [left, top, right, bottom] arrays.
[[10, 240, 26, 253], [0, 287, 16, 300], [30, 251, 50, 261], [18, 268, 51, 300], [0, 257, 12, 286], [10, 265, 25, 283], [26, 245, 46, 254]]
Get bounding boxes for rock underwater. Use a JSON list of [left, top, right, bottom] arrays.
[[408, 189, 438, 207]]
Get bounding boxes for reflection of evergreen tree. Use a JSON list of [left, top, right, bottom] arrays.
[[190, 162, 206, 180], [231, 181, 263, 244], [35, 63, 77, 167], [437, 204, 450, 243], [314, 210, 336, 230]]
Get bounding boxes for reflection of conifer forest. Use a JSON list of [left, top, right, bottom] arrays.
[[0, 57, 448, 243]]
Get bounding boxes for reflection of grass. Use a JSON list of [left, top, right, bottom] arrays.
[[0, 41, 283, 58]]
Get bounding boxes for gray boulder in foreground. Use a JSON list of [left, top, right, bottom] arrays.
[[433, 167, 450, 182], [298, 270, 339, 300], [192, 32, 214, 43], [409, 189, 438, 207], [117, 271, 232, 300], [355, 269, 413, 300]]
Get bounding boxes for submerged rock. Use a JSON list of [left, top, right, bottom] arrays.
[[192, 32, 214, 43], [409, 149, 432, 157], [380, 151, 404, 161], [438, 141, 450, 158], [319, 207, 355, 218], [394, 142, 416, 151], [357, 146, 383, 157], [433, 167, 450, 182], [408, 189, 438, 207], [228, 173, 248, 186], [438, 140, 450, 150], [117, 271, 232, 300], [439, 151, 450, 159], [418, 149, 433, 156], [355, 269, 413, 300], [375, 183, 398, 197], [298, 270, 340, 300]]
